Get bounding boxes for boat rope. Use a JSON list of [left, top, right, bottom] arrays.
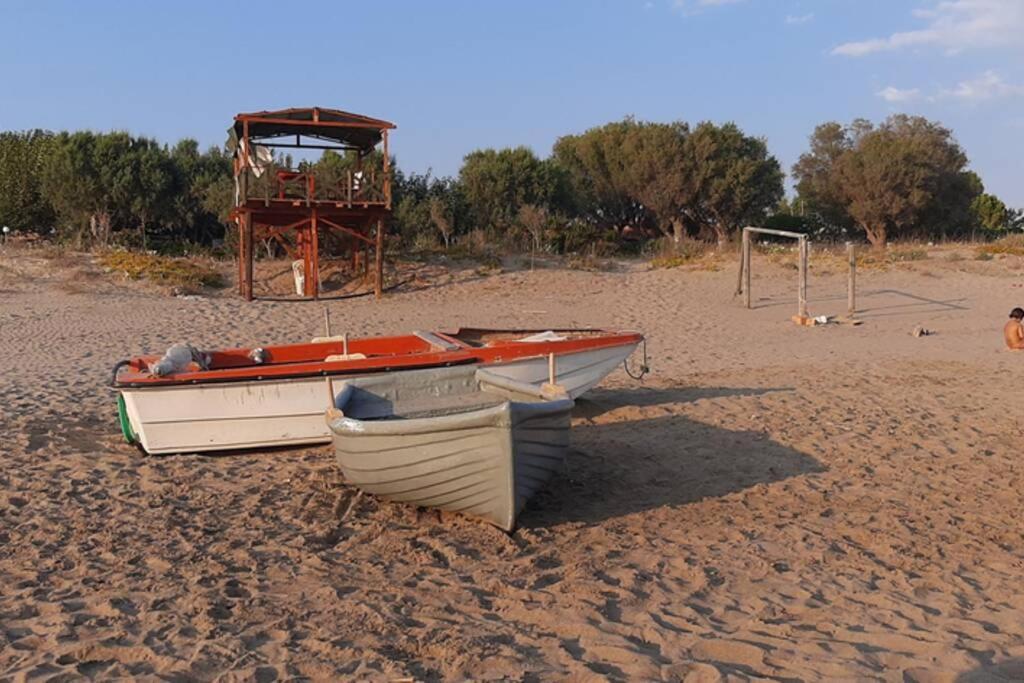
[[109, 359, 131, 387], [623, 338, 650, 381]]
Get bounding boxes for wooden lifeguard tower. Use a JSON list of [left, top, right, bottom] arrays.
[[229, 107, 396, 300]]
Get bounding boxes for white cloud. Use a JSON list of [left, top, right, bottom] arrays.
[[785, 13, 814, 25], [876, 86, 922, 103], [833, 0, 1024, 57], [940, 70, 1024, 101], [873, 71, 1024, 105]]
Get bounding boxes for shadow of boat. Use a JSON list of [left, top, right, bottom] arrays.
[[573, 385, 791, 420], [519, 387, 824, 528]]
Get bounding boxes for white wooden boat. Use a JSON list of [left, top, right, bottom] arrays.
[[326, 366, 573, 531], [114, 328, 643, 455]]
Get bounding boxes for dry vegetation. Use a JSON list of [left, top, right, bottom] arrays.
[[98, 250, 224, 293], [977, 233, 1024, 257]]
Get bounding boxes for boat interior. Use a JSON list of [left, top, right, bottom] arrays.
[[114, 328, 633, 387], [334, 367, 556, 422]]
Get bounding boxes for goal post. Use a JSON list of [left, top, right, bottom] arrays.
[[736, 227, 809, 319], [736, 227, 858, 322]]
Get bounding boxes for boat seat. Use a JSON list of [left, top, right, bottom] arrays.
[[413, 330, 460, 351], [325, 353, 367, 362]]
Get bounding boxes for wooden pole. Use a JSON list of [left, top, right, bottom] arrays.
[[325, 376, 335, 410], [374, 217, 384, 300], [241, 213, 254, 301], [548, 353, 556, 385], [743, 230, 752, 309], [798, 237, 808, 319], [735, 228, 746, 297], [237, 215, 245, 298], [847, 241, 856, 318], [309, 211, 320, 299], [383, 129, 391, 209]]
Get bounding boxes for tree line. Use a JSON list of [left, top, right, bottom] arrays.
[[0, 114, 1019, 255]]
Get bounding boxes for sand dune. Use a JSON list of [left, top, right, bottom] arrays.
[[2, 248, 1023, 680]]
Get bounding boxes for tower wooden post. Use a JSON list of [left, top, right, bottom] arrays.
[[374, 217, 384, 299]]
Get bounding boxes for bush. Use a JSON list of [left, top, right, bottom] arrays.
[[978, 234, 1024, 257], [649, 237, 713, 268], [99, 250, 224, 291], [887, 247, 929, 262]]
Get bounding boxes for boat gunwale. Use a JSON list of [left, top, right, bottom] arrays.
[[329, 397, 573, 438], [113, 330, 643, 389]]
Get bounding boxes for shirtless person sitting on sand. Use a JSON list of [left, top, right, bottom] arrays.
[[1005, 308, 1024, 350]]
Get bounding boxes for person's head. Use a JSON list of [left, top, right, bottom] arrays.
[[1011, 308, 1024, 320]]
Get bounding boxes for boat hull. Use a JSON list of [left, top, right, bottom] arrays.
[[120, 340, 637, 455], [327, 368, 572, 530], [482, 341, 637, 400]]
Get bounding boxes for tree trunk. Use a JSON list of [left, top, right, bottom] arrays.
[[713, 223, 729, 247], [670, 218, 685, 245], [90, 212, 111, 246], [863, 223, 886, 248]]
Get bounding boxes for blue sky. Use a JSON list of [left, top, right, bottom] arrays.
[[1, 0, 1021, 205]]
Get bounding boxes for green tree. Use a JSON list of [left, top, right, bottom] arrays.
[[791, 122, 856, 234], [169, 139, 233, 243], [971, 192, 1010, 232], [391, 169, 466, 248], [833, 115, 978, 246], [682, 122, 784, 244], [0, 130, 57, 232], [126, 138, 176, 250], [552, 120, 649, 234], [40, 131, 109, 244], [555, 118, 783, 245], [620, 121, 692, 243], [459, 147, 565, 235]]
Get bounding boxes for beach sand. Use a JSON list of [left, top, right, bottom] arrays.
[[2, 246, 1023, 680]]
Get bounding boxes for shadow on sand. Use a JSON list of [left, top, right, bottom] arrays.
[[955, 657, 1024, 681], [572, 385, 791, 420], [752, 288, 969, 318], [520, 386, 824, 528]]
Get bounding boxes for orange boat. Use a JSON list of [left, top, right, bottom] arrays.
[[113, 328, 645, 454]]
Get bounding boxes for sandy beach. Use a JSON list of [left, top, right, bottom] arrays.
[[2, 246, 1024, 681]]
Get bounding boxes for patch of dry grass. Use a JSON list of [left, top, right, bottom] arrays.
[[567, 253, 614, 272], [887, 247, 929, 262], [978, 234, 1024, 257], [99, 250, 225, 292], [649, 239, 716, 269]]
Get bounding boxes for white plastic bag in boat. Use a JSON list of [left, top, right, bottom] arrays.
[[519, 331, 567, 342], [149, 343, 211, 376]]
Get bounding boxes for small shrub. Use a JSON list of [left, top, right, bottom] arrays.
[[99, 250, 225, 291], [975, 251, 994, 261], [888, 247, 928, 262], [978, 234, 1024, 257], [567, 253, 612, 271], [649, 237, 712, 269], [411, 232, 440, 254]]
